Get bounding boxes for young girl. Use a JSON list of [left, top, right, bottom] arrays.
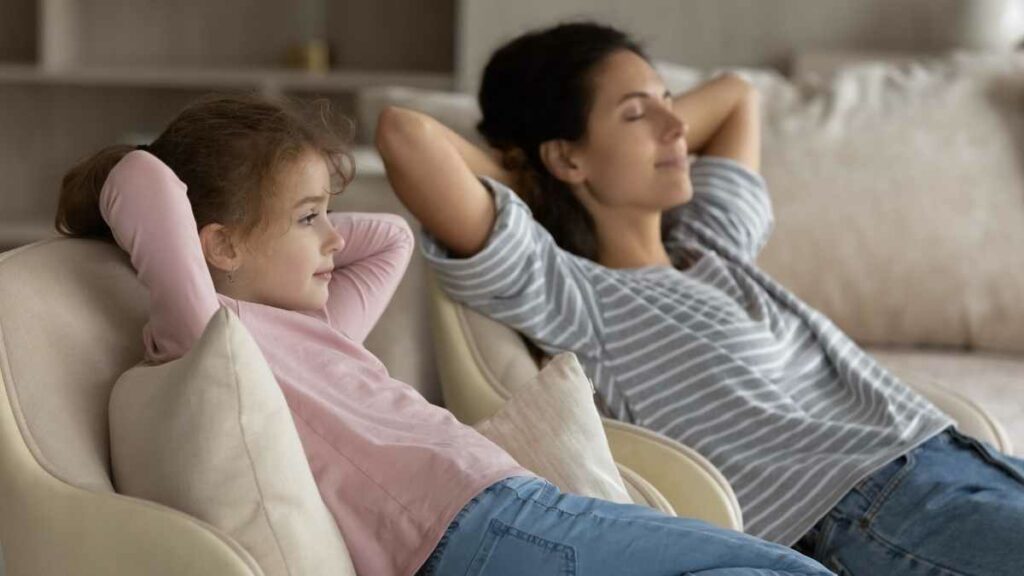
[[377, 22, 1024, 576], [56, 94, 829, 576]]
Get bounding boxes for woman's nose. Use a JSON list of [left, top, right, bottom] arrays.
[[665, 113, 687, 142]]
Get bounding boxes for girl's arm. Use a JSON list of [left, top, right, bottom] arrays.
[[673, 73, 761, 173], [321, 212, 414, 343], [99, 151, 221, 363], [375, 106, 511, 258]]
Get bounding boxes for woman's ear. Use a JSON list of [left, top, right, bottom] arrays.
[[198, 223, 243, 273], [539, 139, 587, 185]]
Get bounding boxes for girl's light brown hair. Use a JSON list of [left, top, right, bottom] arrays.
[[55, 93, 354, 241]]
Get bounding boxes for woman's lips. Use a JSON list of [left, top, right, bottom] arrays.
[[655, 156, 689, 170]]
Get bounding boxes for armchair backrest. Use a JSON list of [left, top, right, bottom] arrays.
[[427, 269, 540, 424], [0, 238, 147, 492]]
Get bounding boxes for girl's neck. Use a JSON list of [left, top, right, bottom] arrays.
[[593, 210, 671, 270]]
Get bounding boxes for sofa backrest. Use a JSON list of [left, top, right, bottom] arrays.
[[0, 238, 148, 492]]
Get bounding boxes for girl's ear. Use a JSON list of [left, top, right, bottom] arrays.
[[199, 223, 243, 273], [539, 139, 587, 185]]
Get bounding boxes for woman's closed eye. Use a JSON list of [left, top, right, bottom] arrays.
[[624, 106, 644, 122]]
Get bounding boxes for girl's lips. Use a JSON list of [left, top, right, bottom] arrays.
[[314, 271, 332, 281]]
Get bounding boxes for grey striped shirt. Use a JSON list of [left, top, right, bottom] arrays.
[[421, 156, 952, 545]]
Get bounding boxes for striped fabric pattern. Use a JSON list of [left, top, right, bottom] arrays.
[[421, 156, 952, 545]]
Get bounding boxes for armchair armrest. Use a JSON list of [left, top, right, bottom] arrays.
[[906, 377, 1013, 454], [1, 374, 262, 576], [602, 418, 743, 532]]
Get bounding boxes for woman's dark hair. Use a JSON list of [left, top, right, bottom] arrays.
[[56, 93, 354, 242], [478, 22, 648, 260]]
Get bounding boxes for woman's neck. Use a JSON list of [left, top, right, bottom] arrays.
[[593, 210, 672, 270]]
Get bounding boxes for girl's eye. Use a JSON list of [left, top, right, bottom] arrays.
[[299, 211, 319, 225]]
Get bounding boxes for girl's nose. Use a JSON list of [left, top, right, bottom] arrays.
[[325, 226, 344, 254]]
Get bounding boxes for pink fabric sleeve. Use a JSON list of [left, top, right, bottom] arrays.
[[323, 212, 414, 343], [99, 150, 220, 363]]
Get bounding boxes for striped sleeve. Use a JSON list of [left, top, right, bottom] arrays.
[[664, 155, 774, 260], [420, 177, 601, 357]]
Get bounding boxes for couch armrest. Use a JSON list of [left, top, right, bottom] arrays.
[[602, 418, 743, 532], [1, 373, 262, 576], [617, 462, 675, 515], [906, 377, 1014, 454]]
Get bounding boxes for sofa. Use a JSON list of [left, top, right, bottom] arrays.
[[353, 51, 1024, 456]]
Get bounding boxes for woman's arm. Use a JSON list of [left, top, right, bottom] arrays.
[[321, 212, 414, 343], [673, 73, 761, 173], [100, 151, 221, 363], [375, 106, 512, 258]]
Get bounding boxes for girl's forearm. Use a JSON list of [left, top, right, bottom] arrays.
[[673, 73, 757, 154]]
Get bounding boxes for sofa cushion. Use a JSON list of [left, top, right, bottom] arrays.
[[474, 352, 633, 504], [109, 307, 355, 576]]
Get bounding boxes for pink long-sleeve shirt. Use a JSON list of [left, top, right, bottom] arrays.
[[100, 151, 528, 576]]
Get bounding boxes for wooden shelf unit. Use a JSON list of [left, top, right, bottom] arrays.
[[0, 0, 455, 251]]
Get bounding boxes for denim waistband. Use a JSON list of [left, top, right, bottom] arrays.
[[417, 476, 539, 576]]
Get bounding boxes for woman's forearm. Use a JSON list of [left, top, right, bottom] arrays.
[[375, 106, 501, 257], [673, 73, 761, 171], [673, 74, 756, 152]]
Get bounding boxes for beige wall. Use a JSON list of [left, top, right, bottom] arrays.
[[456, 0, 998, 91]]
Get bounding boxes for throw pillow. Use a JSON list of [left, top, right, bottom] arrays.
[[109, 307, 355, 576], [473, 352, 632, 505]]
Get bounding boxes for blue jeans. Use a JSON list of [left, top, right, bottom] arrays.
[[794, 428, 1024, 575], [418, 476, 832, 576]]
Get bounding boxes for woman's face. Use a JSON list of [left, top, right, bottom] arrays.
[[565, 50, 692, 214]]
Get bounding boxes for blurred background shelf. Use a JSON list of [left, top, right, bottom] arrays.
[[0, 0, 455, 252], [0, 64, 452, 93]]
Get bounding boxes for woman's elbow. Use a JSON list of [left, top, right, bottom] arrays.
[[375, 106, 431, 160]]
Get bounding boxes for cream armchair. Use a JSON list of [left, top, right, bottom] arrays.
[[427, 272, 1014, 534], [0, 239, 263, 576]]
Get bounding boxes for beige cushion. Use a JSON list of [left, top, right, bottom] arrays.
[[109, 307, 355, 576], [473, 353, 632, 505]]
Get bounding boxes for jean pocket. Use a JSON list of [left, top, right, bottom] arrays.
[[861, 451, 918, 524], [467, 519, 577, 576]]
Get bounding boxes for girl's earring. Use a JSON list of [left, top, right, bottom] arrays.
[[227, 269, 235, 284]]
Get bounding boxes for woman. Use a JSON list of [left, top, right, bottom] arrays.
[[377, 21, 1024, 575]]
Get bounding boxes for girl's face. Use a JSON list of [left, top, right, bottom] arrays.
[[564, 50, 692, 214], [232, 150, 344, 311]]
